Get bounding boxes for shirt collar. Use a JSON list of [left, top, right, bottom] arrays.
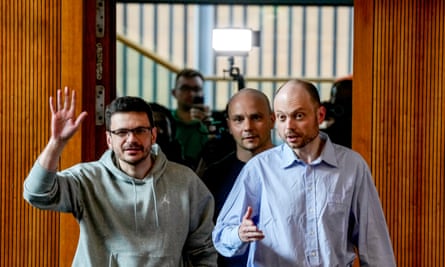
[[318, 132, 338, 167], [280, 132, 338, 168]]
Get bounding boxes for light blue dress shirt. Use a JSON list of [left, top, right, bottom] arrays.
[[213, 133, 396, 267]]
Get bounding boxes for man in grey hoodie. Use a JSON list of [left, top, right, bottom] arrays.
[[23, 87, 217, 266]]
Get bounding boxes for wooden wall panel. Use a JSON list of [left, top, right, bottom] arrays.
[[59, 0, 84, 265], [2, 0, 444, 265], [1, 0, 114, 264], [1, 0, 62, 266], [0, 0, 87, 266], [354, 0, 445, 265], [59, 0, 115, 265]]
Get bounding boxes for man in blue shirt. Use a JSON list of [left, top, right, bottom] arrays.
[[213, 79, 396, 266]]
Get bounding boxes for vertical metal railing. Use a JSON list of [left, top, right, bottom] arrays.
[[116, 3, 354, 111]]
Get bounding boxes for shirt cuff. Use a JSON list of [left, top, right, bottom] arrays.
[[24, 161, 57, 194], [227, 225, 244, 249]]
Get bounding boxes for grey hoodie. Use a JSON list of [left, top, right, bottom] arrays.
[[23, 146, 217, 266]]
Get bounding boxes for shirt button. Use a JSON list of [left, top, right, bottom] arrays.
[[311, 252, 317, 256]]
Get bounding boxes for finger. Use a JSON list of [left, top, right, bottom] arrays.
[[247, 233, 265, 242], [74, 111, 88, 127], [69, 89, 76, 114], [49, 96, 56, 114], [57, 89, 62, 111], [241, 229, 265, 242], [244, 225, 259, 232], [64, 86, 70, 111], [243, 206, 253, 221]]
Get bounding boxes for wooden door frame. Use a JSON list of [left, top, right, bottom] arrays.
[[60, 0, 116, 265]]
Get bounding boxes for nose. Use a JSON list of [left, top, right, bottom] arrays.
[[283, 117, 295, 129], [125, 130, 140, 141], [242, 119, 253, 131]]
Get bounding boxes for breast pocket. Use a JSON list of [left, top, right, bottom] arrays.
[[320, 193, 349, 240]]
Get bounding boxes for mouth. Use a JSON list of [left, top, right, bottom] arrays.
[[285, 134, 300, 143], [242, 136, 259, 144], [123, 147, 142, 154]]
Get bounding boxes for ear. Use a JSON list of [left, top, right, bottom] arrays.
[[226, 118, 233, 135], [151, 127, 157, 144], [269, 113, 276, 129], [317, 105, 326, 124], [106, 131, 113, 149]]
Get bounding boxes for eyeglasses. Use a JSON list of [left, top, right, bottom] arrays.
[[178, 85, 202, 92], [109, 126, 153, 138]]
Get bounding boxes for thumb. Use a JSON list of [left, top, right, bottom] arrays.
[[243, 206, 253, 221], [74, 111, 88, 127]]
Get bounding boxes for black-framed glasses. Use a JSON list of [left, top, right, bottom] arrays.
[[109, 126, 153, 138], [178, 85, 202, 92]]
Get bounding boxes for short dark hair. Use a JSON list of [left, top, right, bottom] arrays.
[[149, 102, 177, 136], [105, 96, 154, 130], [174, 68, 204, 88]]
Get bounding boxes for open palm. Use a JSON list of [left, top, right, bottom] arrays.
[[50, 87, 87, 142]]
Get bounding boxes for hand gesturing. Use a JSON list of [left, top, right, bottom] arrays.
[[238, 206, 265, 242], [49, 86, 87, 143]]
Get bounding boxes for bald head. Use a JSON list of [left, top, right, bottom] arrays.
[[273, 79, 326, 156], [227, 88, 272, 116], [275, 79, 321, 108], [225, 88, 274, 161]]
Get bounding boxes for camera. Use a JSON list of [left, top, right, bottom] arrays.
[[192, 96, 205, 111], [192, 96, 204, 104]]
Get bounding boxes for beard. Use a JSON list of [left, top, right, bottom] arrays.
[[121, 153, 149, 166], [301, 130, 319, 147], [119, 144, 151, 166], [282, 129, 319, 149]]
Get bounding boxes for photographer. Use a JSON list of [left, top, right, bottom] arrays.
[[171, 68, 212, 170]]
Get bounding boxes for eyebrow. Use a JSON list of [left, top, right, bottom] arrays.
[[230, 112, 264, 117]]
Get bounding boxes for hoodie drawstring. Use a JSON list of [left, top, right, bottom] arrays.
[[151, 181, 159, 228], [131, 179, 138, 231], [130, 177, 159, 231]]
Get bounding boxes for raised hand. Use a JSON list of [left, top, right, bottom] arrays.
[[37, 87, 88, 171], [49, 86, 88, 143], [190, 104, 211, 122], [238, 206, 265, 242]]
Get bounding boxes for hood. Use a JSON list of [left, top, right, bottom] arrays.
[[99, 145, 169, 230], [100, 144, 168, 184]]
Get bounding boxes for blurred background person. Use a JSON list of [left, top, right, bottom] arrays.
[[320, 75, 352, 148], [149, 102, 185, 165], [171, 68, 212, 170]]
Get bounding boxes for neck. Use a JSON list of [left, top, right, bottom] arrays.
[[117, 156, 153, 179], [295, 136, 325, 164]]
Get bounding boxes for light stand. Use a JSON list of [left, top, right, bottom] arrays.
[[212, 28, 259, 91], [224, 56, 245, 90]]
